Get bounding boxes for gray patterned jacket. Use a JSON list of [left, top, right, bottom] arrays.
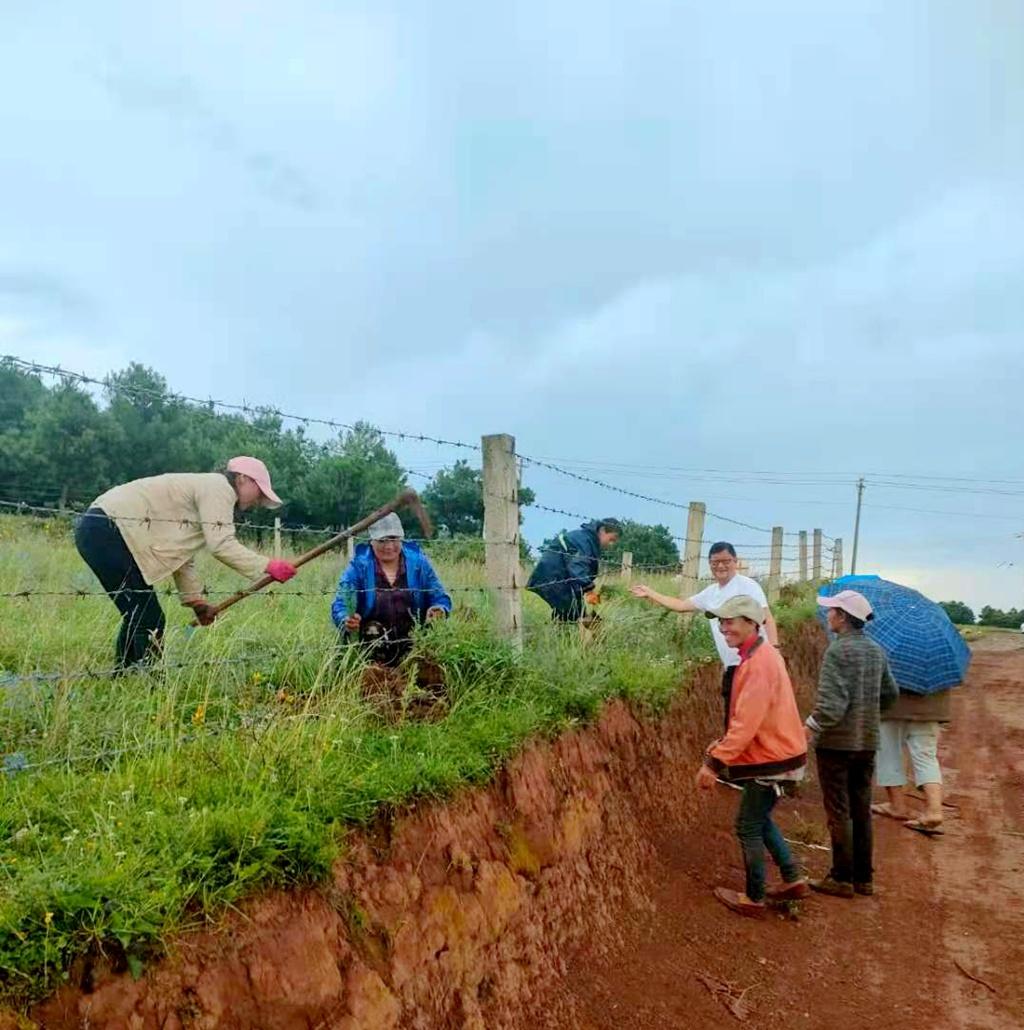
[[807, 631, 899, 750]]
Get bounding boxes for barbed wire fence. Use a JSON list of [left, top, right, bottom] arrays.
[[1, 357, 842, 777]]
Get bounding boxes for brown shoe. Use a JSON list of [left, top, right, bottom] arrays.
[[809, 876, 855, 898], [854, 882, 874, 896], [713, 887, 766, 919], [766, 878, 810, 901]]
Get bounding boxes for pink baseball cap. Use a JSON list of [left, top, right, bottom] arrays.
[[818, 590, 874, 622], [227, 456, 283, 508]]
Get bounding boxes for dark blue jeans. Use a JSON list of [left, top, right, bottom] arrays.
[[736, 781, 800, 902]]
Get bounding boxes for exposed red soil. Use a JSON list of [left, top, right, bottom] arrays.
[[544, 632, 1024, 1030], [13, 627, 1023, 1030]]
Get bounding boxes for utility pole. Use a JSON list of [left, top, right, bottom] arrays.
[[851, 477, 865, 575]]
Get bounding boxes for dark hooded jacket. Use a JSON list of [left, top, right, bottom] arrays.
[[527, 521, 602, 614]]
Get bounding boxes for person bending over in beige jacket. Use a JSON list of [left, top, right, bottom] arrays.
[[75, 457, 296, 669]]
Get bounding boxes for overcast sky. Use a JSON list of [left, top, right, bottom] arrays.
[[2, 1, 1022, 612]]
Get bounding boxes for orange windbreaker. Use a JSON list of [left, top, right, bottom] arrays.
[[705, 638, 807, 780]]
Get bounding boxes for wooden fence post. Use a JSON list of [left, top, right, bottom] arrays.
[[798, 530, 808, 582], [768, 526, 784, 601], [680, 502, 706, 599], [273, 517, 282, 558], [621, 551, 633, 582], [834, 538, 844, 578], [346, 535, 356, 563], [812, 529, 823, 582], [482, 433, 523, 649]]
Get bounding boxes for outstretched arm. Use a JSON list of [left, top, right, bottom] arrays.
[[630, 584, 698, 614]]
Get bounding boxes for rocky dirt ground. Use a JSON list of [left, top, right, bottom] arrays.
[[544, 633, 1024, 1030]]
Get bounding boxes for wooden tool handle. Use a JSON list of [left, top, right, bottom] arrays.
[[200, 488, 429, 620]]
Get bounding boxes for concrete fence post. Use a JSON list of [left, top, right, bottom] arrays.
[[482, 433, 523, 649], [768, 526, 784, 601], [680, 502, 706, 599]]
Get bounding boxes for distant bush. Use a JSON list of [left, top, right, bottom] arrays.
[[939, 600, 975, 626], [978, 605, 1023, 629]]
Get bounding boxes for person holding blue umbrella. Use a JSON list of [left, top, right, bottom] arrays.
[[818, 574, 972, 837], [873, 684, 952, 835]]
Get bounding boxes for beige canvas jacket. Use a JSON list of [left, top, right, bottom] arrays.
[[92, 473, 268, 601]]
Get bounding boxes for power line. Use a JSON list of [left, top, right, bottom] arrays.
[[520, 454, 774, 533], [9, 355, 829, 539], [864, 502, 1024, 522], [522, 455, 1024, 487]]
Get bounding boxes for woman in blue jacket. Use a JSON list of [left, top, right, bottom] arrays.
[[330, 513, 452, 665]]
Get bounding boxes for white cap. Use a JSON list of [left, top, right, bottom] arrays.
[[368, 513, 405, 540], [818, 590, 874, 622]]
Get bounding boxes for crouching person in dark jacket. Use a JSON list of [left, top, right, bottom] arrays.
[[526, 518, 621, 621], [330, 514, 452, 666], [806, 590, 899, 898]]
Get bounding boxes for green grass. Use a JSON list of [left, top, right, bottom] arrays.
[[0, 514, 811, 1005], [959, 624, 1021, 641]]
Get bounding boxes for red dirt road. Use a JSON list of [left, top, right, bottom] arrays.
[[545, 635, 1024, 1030]]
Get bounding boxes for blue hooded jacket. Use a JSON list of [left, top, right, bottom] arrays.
[[526, 521, 602, 613], [330, 542, 452, 628]]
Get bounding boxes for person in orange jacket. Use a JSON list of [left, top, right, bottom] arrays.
[[694, 594, 809, 918]]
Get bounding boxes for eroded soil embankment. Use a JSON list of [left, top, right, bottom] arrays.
[[542, 632, 1024, 1030], [24, 622, 826, 1030]]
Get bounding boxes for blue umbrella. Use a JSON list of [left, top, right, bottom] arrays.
[[817, 575, 971, 694]]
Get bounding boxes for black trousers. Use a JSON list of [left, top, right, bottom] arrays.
[[550, 593, 586, 622], [721, 666, 737, 731], [74, 508, 165, 668], [815, 748, 876, 885], [340, 627, 413, 668]]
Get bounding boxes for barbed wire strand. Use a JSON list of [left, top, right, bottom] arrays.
[[5, 357, 838, 542]]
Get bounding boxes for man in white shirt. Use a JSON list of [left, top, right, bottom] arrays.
[[631, 541, 780, 726]]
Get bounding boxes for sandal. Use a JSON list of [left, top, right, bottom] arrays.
[[871, 803, 910, 821], [904, 819, 945, 837]]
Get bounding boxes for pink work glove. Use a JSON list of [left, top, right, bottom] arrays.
[[265, 559, 297, 583]]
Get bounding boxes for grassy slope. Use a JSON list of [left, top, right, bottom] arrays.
[[0, 514, 810, 1003]]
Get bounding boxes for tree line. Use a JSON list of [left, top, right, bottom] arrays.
[[940, 600, 1023, 629], [0, 360, 681, 566]]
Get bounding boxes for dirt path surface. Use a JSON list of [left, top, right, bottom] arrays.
[[544, 635, 1024, 1030]]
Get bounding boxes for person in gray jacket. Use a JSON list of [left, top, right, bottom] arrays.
[[805, 590, 899, 898]]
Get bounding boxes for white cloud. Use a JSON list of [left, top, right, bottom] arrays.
[[1, 0, 1021, 610]]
